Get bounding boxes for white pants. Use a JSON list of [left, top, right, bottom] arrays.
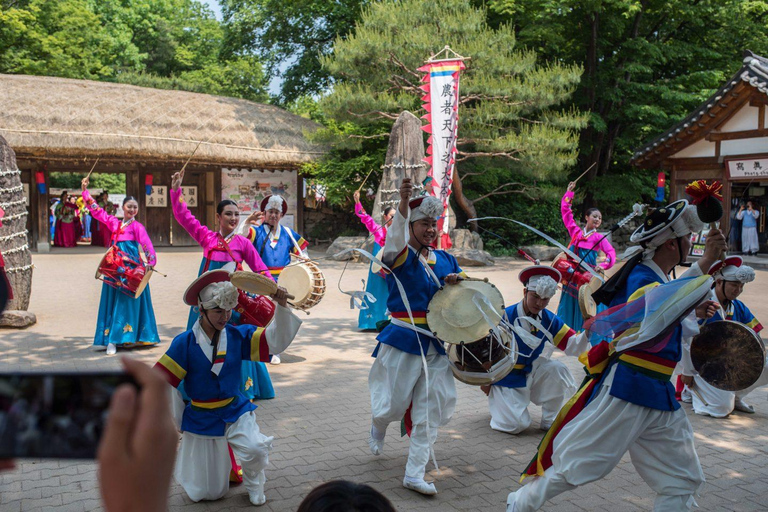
[[511, 381, 704, 512], [175, 411, 273, 502], [369, 343, 456, 480], [742, 227, 759, 253], [687, 356, 768, 417], [489, 358, 576, 434]]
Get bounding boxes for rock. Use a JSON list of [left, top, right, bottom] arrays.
[[450, 229, 484, 250], [326, 236, 372, 261], [0, 310, 37, 328], [520, 245, 561, 262], [450, 249, 495, 267]]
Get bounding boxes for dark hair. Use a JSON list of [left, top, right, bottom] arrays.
[[59, 191, 68, 200], [217, 199, 238, 214], [383, 206, 395, 217], [297, 480, 396, 512], [584, 207, 600, 220], [122, 196, 138, 206]]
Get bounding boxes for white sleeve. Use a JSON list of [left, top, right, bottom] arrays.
[[265, 304, 303, 355], [168, 386, 186, 432], [736, 210, 744, 220], [235, 218, 253, 237], [381, 208, 409, 266], [686, 259, 705, 279], [681, 335, 696, 376], [754, 210, 760, 219], [562, 331, 590, 357]]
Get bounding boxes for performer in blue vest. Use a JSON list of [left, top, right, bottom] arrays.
[[368, 178, 465, 496], [154, 270, 301, 506], [680, 256, 766, 417], [484, 266, 589, 434], [507, 200, 727, 512]]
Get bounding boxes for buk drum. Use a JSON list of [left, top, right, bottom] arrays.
[[95, 246, 152, 299], [230, 271, 278, 326], [277, 260, 326, 310], [690, 320, 766, 391], [552, 256, 592, 288], [446, 328, 517, 386]]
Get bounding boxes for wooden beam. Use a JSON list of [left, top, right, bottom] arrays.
[[706, 128, 768, 141]]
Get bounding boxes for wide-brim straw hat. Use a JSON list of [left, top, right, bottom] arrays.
[[183, 269, 232, 306], [427, 280, 505, 344]]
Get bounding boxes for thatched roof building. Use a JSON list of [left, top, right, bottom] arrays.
[[0, 74, 325, 250], [0, 74, 323, 166]]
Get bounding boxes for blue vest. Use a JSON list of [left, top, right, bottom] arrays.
[[375, 247, 463, 356], [252, 225, 304, 279], [493, 305, 570, 388]]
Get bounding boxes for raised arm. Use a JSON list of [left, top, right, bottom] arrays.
[[82, 188, 120, 232], [170, 187, 214, 247], [561, 188, 581, 240], [355, 202, 382, 236], [381, 179, 411, 266]]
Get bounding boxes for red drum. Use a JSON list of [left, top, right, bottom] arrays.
[[235, 291, 276, 327], [95, 246, 152, 299], [552, 257, 592, 288]]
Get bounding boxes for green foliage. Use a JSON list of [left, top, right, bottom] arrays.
[[0, 0, 268, 101], [221, 0, 369, 103], [487, 0, 768, 210], [308, 0, 587, 214], [48, 172, 126, 193]]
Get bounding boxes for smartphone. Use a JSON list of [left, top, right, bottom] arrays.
[[0, 372, 138, 459]]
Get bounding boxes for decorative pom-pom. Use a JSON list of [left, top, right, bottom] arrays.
[[685, 180, 723, 223]]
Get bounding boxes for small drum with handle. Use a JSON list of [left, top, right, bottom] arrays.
[[277, 260, 326, 310], [95, 245, 152, 299], [690, 320, 766, 391], [229, 271, 284, 326], [552, 256, 593, 288], [578, 274, 603, 319]]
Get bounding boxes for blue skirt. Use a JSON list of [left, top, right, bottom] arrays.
[[93, 241, 160, 347], [358, 242, 389, 330], [181, 257, 275, 401], [556, 248, 606, 345]]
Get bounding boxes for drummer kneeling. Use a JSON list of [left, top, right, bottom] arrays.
[[154, 270, 301, 506], [482, 266, 589, 433], [681, 257, 766, 417]]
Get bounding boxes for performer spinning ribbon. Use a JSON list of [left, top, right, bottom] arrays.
[[680, 256, 767, 417], [171, 169, 275, 401], [507, 199, 726, 512], [367, 178, 466, 496], [82, 177, 160, 355], [557, 181, 615, 331], [353, 189, 395, 330], [154, 270, 301, 506], [482, 266, 589, 434]]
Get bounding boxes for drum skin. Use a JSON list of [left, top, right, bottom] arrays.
[[691, 320, 766, 391], [277, 261, 326, 310]]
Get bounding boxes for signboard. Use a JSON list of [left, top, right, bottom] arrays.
[[221, 168, 298, 229], [180, 186, 198, 207], [727, 158, 768, 179], [146, 185, 167, 208]]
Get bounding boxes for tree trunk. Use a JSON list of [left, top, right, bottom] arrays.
[[0, 135, 33, 312]]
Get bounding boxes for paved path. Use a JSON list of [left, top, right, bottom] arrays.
[[1, 248, 767, 511]]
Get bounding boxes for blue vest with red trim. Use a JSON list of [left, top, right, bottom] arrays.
[[375, 248, 462, 356]]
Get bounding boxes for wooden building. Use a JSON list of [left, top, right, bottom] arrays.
[[0, 74, 324, 251], [632, 51, 768, 254]]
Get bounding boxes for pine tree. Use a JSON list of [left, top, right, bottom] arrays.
[[310, 0, 587, 220]]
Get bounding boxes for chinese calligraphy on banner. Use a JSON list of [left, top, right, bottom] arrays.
[[727, 158, 768, 179], [417, 58, 466, 248], [181, 186, 198, 207]]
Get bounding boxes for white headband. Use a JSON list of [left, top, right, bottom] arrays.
[[410, 196, 443, 222], [717, 264, 755, 284], [199, 281, 239, 311], [266, 195, 285, 212], [527, 275, 558, 299]]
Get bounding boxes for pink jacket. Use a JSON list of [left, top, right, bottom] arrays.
[[171, 188, 272, 277], [561, 190, 616, 270], [355, 203, 387, 246], [83, 189, 156, 266]]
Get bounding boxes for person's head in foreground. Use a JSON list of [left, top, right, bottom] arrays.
[[297, 480, 396, 512]]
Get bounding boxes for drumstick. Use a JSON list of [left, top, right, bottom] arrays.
[[85, 157, 100, 181], [149, 268, 167, 277], [573, 162, 597, 185], [457, 276, 489, 283], [356, 168, 375, 193], [688, 383, 710, 407]]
